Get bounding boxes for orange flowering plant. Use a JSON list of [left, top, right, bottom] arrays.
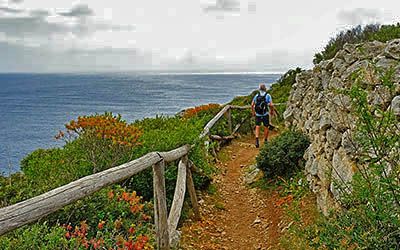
[[182, 103, 220, 119], [56, 113, 143, 173], [57, 112, 142, 147]]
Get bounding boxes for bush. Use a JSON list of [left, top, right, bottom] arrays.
[[269, 68, 302, 105], [256, 130, 310, 178], [60, 113, 143, 173], [0, 186, 154, 249]]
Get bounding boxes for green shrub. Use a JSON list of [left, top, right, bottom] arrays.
[[0, 186, 155, 249], [269, 68, 302, 104], [0, 223, 72, 250], [256, 130, 310, 178]]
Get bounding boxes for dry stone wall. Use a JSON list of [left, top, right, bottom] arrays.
[[284, 39, 400, 215]]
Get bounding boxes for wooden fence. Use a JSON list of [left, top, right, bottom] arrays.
[[0, 103, 282, 249]]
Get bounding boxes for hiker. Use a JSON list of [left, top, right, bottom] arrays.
[[251, 83, 275, 148]]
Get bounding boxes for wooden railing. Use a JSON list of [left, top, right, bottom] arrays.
[[0, 103, 281, 249]]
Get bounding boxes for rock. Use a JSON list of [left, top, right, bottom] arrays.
[[375, 56, 399, 68], [332, 94, 352, 111], [384, 39, 400, 60], [253, 217, 262, 225], [244, 165, 264, 185], [316, 188, 336, 216], [341, 60, 370, 80], [343, 43, 357, 53], [341, 130, 359, 156], [326, 129, 342, 149], [368, 85, 393, 107], [319, 58, 334, 70], [357, 41, 385, 59], [319, 114, 331, 131], [316, 157, 331, 185], [390, 95, 400, 116], [332, 58, 346, 72], [332, 148, 355, 185], [283, 107, 294, 121], [329, 77, 345, 89], [305, 158, 318, 176], [343, 51, 358, 64], [281, 221, 294, 232]]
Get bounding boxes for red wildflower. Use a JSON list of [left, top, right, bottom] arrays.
[[98, 220, 105, 230]]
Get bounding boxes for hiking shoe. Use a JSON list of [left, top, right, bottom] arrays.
[[255, 138, 259, 148], [269, 124, 276, 130]]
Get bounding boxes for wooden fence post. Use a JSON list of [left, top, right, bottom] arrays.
[[226, 107, 232, 134], [186, 160, 201, 220], [153, 160, 170, 250]]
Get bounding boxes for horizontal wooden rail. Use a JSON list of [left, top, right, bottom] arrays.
[[230, 103, 285, 109], [199, 103, 284, 140], [199, 105, 231, 139], [0, 145, 191, 236]]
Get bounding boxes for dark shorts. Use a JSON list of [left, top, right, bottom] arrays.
[[255, 115, 269, 126]]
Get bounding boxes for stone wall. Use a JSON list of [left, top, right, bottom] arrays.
[[283, 39, 400, 215]]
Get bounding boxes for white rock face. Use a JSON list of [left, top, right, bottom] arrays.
[[285, 40, 400, 215]]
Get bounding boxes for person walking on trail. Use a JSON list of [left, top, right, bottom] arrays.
[[251, 83, 275, 148]]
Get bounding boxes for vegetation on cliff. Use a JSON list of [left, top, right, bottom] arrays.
[[313, 23, 400, 64]]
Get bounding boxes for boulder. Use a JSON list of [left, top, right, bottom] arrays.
[[390, 95, 400, 116], [368, 85, 393, 107], [244, 165, 264, 185], [332, 148, 355, 187], [384, 39, 400, 60], [326, 129, 342, 149]]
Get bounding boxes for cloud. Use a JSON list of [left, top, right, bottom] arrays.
[[0, 7, 23, 14], [203, 0, 240, 13], [248, 2, 257, 13], [0, 16, 71, 38], [0, 41, 154, 72], [29, 9, 51, 17], [9, 0, 23, 4], [337, 8, 384, 26], [0, 39, 313, 73], [59, 4, 94, 17], [0, 6, 134, 39]]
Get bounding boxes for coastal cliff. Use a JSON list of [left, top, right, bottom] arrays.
[[284, 39, 400, 215]]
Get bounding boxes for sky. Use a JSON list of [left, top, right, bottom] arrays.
[[0, 0, 399, 72]]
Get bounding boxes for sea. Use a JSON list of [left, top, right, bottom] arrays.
[[0, 72, 281, 174]]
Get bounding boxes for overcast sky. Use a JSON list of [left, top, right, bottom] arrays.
[[0, 0, 399, 72]]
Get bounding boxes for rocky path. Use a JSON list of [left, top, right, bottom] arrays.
[[180, 134, 285, 250]]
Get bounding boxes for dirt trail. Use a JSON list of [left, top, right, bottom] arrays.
[[180, 134, 285, 250]]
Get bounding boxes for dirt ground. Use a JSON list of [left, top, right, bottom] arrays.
[[179, 133, 289, 250]]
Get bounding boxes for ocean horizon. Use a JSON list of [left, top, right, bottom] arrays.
[[0, 72, 281, 174]]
